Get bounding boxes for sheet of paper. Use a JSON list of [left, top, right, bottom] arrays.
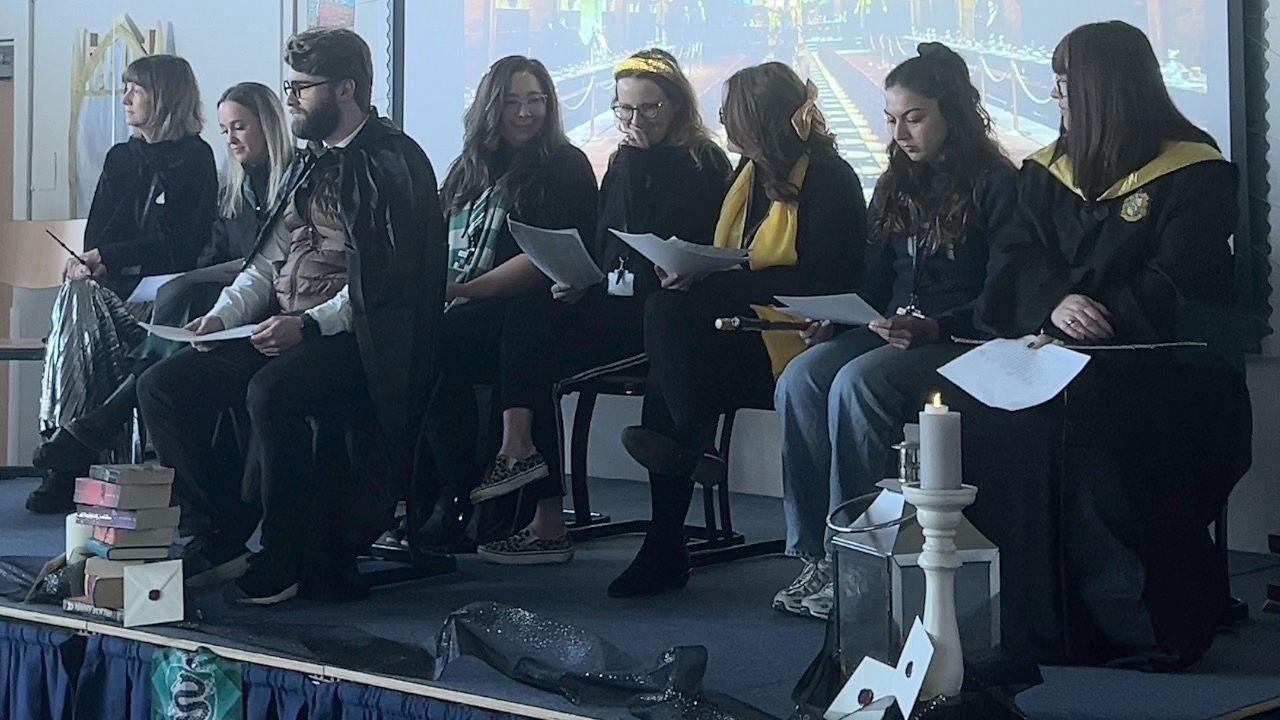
[[138, 322, 256, 344], [937, 336, 1090, 411], [774, 293, 884, 326], [610, 230, 748, 277], [824, 618, 934, 720], [125, 274, 183, 303], [508, 219, 604, 288]]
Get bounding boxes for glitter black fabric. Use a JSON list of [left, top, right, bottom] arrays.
[[435, 602, 778, 720]]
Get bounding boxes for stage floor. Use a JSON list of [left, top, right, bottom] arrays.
[[1, 476, 1278, 720]]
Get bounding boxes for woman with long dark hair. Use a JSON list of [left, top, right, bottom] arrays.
[[978, 21, 1250, 668], [26, 55, 219, 513], [423, 56, 598, 551], [474, 49, 732, 564], [609, 62, 868, 597], [770, 43, 1019, 620]]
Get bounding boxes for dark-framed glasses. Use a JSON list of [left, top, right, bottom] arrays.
[[1053, 76, 1068, 98], [503, 93, 549, 113], [612, 101, 665, 120], [282, 78, 334, 99]]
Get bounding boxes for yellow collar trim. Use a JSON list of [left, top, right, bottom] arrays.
[[1028, 141, 1225, 201]]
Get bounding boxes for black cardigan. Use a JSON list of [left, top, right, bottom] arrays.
[[861, 161, 1021, 338], [83, 134, 218, 294], [592, 143, 732, 300], [697, 151, 868, 304]]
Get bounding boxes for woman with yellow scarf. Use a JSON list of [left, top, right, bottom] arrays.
[[610, 62, 869, 598]]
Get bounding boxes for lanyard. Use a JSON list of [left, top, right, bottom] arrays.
[[900, 218, 938, 318]]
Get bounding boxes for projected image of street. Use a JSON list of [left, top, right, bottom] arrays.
[[411, 1, 1230, 197]]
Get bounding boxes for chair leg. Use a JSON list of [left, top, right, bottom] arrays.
[[1216, 506, 1250, 625], [569, 390, 598, 527]]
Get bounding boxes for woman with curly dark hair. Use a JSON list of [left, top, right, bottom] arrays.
[[769, 43, 1020, 620]]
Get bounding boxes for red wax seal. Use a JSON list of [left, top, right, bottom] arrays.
[[149, 589, 161, 601], [905, 661, 914, 678], [858, 688, 874, 706]]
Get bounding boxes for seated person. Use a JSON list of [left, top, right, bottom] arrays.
[[771, 43, 1020, 620], [977, 21, 1251, 668], [136, 27, 445, 605], [610, 62, 868, 597], [28, 55, 218, 513], [471, 49, 732, 564], [421, 56, 598, 553]]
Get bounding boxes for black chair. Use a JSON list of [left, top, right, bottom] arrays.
[[552, 355, 785, 566]]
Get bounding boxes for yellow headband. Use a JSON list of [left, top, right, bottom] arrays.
[[790, 79, 828, 142], [613, 56, 676, 79]]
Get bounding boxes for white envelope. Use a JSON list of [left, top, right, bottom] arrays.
[[123, 560, 184, 628], [825, 618, 934, 720]]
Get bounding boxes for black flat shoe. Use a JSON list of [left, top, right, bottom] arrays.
[[607, 537, 691, 598], [31, 428, 98, 473], [25, 470, 76, 515]]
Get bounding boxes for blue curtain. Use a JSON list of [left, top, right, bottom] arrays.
[[0, 620, 85, 720], [335, 682, 522, 720], [242, 664, 340, 720], [72, 634, 153, 720]]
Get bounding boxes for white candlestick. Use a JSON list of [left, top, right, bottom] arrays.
[[900, 482, 978, 700], [919, 394, 962, 490]]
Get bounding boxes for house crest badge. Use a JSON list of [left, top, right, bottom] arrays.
[[1121, 189, 1151, 222]]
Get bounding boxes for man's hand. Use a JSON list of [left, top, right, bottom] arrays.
[[250, 315, 303, 357], [185, 315, 225, 353], [801, 320, 834, 347], [551, 282, 587, 304], [868, 315, 940, 350]]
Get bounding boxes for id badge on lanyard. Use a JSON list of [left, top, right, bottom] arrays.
[[608, 255, 635, 297]]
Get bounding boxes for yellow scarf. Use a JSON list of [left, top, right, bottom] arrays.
[[713, 156, 811, 377]]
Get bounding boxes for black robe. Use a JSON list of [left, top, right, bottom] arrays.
[[978, 141, 1252, 669], [241, 112, 447, 555]]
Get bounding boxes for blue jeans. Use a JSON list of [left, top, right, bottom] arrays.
[[774, 328, 968, 560]]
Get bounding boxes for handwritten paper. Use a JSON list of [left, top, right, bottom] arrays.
[[937, 336, 1090, 411]]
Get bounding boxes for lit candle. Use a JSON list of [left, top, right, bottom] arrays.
[[919, 392, 962, 490]]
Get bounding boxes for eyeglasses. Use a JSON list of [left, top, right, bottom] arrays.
[[611, 101, 666, 121], [503, 94, 549, 114], [1052, 76, 1068, 98], [282, 79, 334, 99], [718, 105, 726, 125]]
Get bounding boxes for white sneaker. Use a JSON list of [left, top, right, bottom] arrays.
[[800, 581, 834, 620], [772, 558, 832, 616]]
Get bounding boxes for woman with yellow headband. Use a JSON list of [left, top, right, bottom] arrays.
[[475, 49, 731, 565], [610, 62, 869, 598], [772, 42, 1019, 620]]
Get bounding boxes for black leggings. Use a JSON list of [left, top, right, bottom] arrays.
[[639, 287, 775, 540], [424, 289, 645, 501]]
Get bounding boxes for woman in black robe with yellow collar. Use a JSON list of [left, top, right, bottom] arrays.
[[977, 21, 1251, 669], [610, 62, 868, 597]]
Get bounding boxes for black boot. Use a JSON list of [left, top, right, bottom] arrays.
[[66, 375, 139, 452], [31, 428, 99, 473], [416, 489, 475, 553], [25, 469, 77, 515], [608, 533, 691, 598]]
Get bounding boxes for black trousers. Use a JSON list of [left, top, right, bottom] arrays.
[[136, 334, 367, 572], [639, 287, 775, 541], [425, 290, 645, 502]]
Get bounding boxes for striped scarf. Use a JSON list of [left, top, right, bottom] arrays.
[[446, 186, 509, 285]]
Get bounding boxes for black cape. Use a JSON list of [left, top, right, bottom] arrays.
[[242, 112, 447, 554]]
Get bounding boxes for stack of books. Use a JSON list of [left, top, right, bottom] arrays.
[[63, 464, 179, 621]]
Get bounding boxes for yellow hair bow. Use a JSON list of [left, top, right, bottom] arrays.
[[790, 79, 828, 141]]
